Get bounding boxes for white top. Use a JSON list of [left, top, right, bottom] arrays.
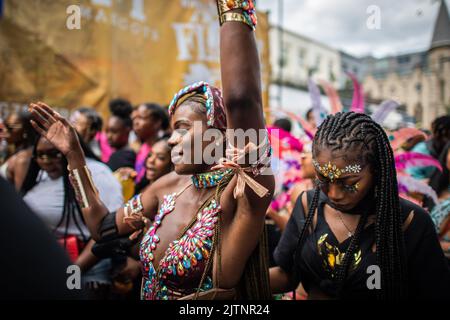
[[24, 158, 123, 238]]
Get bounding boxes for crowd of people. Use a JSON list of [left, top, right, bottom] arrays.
[[0, 0, 449, 300]]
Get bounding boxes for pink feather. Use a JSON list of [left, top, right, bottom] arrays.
[[395, 152, 442, 172], [319, 80, 343, 114], [347, 72, 365, 113]]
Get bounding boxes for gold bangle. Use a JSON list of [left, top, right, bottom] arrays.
[[220, 12, 253, 29], [68, 165, 99, 208]]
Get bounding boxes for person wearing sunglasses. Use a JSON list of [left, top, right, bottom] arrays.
[[21, 135, 123, 299]]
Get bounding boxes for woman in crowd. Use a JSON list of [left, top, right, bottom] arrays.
[[70, 107, 103, 159], [267, 143, 315, 233], [427, 142, 450, 264], [132, 135, 173, 195], [429, 142, 450, 203], [143, 137, 173, 186], [106, 99, 136, 172], [0, 110, 38, 190], [21, 135, 123, 299], [29, 0, 274, 300], [270, 112, 450, 300], [305, 108, 317, 131], [132, 102, 169, 184], [408, 115, 450, 181]]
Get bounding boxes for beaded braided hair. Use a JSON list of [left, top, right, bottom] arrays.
[[295, 112, 408, 299]]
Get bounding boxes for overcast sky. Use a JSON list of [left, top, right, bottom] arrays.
[[258, 0, 448, 58]]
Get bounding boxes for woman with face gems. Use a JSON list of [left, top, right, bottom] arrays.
[[29, 0, 274, 300], [270, 112, 450, 300]]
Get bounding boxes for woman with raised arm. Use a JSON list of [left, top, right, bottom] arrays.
[[29, 0, 274, 300]]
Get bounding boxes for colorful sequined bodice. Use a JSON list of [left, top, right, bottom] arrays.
[[139, 192, 221, 300]]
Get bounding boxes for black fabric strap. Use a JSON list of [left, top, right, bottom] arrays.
[[98, 212, 119, 242], [92, 212, 139, 259]]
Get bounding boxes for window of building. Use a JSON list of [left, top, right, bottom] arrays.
[[415, 83, 422, 93], [280, 43, 290, 68], [316, 55, 321, 68], [298, 48, 306, 66], [329, 61, 335, 81], [390, 86, 396, 94], [397, 56, 411, 64]]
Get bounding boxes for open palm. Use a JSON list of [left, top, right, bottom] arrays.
[[29, 102, 81, 157]]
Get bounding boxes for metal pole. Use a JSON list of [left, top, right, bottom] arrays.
[[278, 0, 284, 109]]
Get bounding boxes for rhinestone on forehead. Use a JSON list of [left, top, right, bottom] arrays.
[[312, 160, 362, 182]]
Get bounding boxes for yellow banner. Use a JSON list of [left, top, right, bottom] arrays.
[[0, 0, 270, 118]]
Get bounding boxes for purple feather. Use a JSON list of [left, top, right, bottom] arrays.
[[371, 100, 399, 124], [395, 152, 443, 172], [307, 78, 328, 127], [397, 175, 439, 204]]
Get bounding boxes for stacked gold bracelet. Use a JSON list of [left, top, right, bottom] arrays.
[[68, 165, 99, 209], [217, 0, 257, 30]]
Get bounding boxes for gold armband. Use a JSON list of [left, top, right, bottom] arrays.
[[217, 0, 257, 30], [68, 165, 99, 209]]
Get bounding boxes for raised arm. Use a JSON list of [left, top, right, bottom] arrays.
[[219, 3, 265, 132], [213, 1, 276, 289], [29, 102, 158, 241]]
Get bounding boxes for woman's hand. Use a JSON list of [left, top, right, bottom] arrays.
[[114, 167, 137, 180], [29, 102, 83, 161]]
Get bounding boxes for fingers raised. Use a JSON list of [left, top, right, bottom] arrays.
[[36, 102, 57, 125], [30, 119, 47, 137], [29, 103, 51, 130], [38, 102, 72, 128]]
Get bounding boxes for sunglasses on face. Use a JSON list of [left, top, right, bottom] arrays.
[[5, 123, 23, 131], [35, 149, 63, 160]]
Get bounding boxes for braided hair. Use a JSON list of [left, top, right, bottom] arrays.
[[295, 112, 408, 300], [21, 134, 99, 245]]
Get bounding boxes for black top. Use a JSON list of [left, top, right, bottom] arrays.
[[107, 148, 136, 172], [274, 190, 450, 299]]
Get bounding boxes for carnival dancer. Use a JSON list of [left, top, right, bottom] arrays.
[[29, 0, 274, 300]]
